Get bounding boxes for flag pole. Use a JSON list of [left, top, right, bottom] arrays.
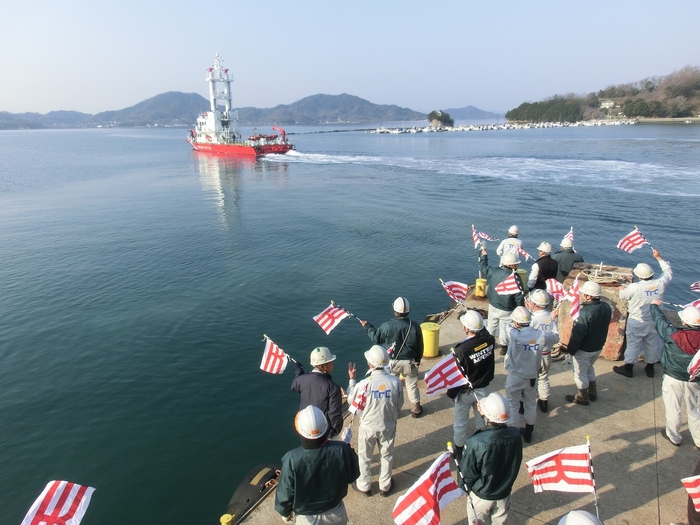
[[586, 435, 600, 519], [262, 334, 298, 364], [446, 442, 476, 516]]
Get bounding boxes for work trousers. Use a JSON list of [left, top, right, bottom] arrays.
[[505, 374, 537, 426], [453, 387, 489, 447], [662, 374, 700, 446], [390, 359, 420, 405], [296, 502, 348, 525], [467, 492, 511, 525], [624, 318, 662, 365], [356, 426, 395, 493], [572, 350, 601, 389], [486, 305, 512, 346], [537, 354, 551, 401]]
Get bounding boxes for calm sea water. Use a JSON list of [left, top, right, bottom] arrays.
[[0, 124, 699, 524]]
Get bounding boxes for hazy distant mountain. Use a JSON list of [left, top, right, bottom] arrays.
[[0, 92, 500, 129], [443, 106, 503, 120]]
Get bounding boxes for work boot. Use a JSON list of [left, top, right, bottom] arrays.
[[645, 363, 655, 378], [565, 389, 589, 406], [519, 401, 525, 414], [588, 381, 597, 402], [411, 402, 424, 418], [499, 344, 507, 356], [613, 363, 633, 378], [520, 424, 535, 443], [452, 445, 464, 463], [537, 399, 548, 413]]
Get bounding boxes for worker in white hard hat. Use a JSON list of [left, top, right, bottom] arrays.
[[558, 510, 604, 525], [613, 248, 673, 379], [527, 241, 559, 291], [650, 300, 700, 448], [504, 306, 558, 443], [347, 344, 404, 497], [275, 405, 360, 525], [562, 281, 612, 406], [479, 245, 525, 356], [552, 238, 584, 283], [496, 225, 523, 257], [458, 393, 522, 525], [526, 289, 560, 413], [291, 347, 344, 438], [450, 310, 496, 461], [359, 297, 424, 417]]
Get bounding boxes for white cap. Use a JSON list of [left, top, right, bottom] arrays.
[[529, 289, 551, 307], [512, 306, 531, 325], [310, 346, 336, 367], [393, 297, 410, 314], [479, 393, 510, 424], [537, 241, 552, 254], [460, 310, 484, 331], [364, 344, 389, 368], [679, 306, 700, 327], [295, 405, 328, 440], [558, 510, 603, 525], [508, 225, 519, 235], [633, 262, 654, 279], [580, 281, 602, 297], [500, 252, 521, 267], [560, 238, 574, 249]]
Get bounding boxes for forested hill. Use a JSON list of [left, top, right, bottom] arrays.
[[506, 66, 700, 122]]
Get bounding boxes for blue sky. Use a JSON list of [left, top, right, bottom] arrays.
[[1, 0, 698, 114]]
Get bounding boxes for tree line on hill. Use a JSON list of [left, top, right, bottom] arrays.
[[506, 66, 700, 122]]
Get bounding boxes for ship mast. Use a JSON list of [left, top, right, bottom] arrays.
[[207, 53, 232, 114]]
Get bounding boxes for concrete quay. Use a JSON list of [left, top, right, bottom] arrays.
[[243, 302, 695, 525]]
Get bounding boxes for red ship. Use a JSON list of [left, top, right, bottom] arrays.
[[187, 54, 295, 157]]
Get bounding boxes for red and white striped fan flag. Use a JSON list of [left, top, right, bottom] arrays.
[[441, 280, 471, 302], [691, 281, 700, 292], [495, 272, 523, 295], [21, 480, 95, 525], [392, 452, 464, 525], [526, 443, 595, 494], [567, 276, 581, 321], [471, 224, 480, 249], [348, 382, 369, 417], [386, 342, 397, 359], [313, 303, 351, 334], [683, 474, 700, 512], [477, 231, 499, 242], [424, 353, 468, 396], [546, 278, 566, 302], [517, 245, 533, 261], [684, 298, 700, 309], [564, 227, 574, 242], [617, 227, 649, 253], [688, 351, 700, 382], [260, 336, 288, 374]]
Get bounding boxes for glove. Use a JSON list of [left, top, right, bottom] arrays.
[[340, 427, 353, 444], [282, 514, 294, 524]]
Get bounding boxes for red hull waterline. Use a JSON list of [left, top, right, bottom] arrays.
[[189, 141, 294, 157]]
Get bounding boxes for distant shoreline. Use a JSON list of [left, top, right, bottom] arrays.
[[636, 116, 700, 124]]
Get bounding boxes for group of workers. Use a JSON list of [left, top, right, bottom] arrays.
[[272, 225, 700, 525]]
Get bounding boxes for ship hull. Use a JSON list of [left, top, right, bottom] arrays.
[[188, 140, 294, 157]]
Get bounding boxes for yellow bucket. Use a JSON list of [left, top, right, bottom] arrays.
[[421, 322, 441, 358], [475, 278, 487, 297], [516, 269, 528, 291]]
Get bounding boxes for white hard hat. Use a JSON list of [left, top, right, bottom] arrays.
[[364, 344, 389, 368], [537, 241, 552, 254], [508, 225, 519, 235], [558, 510, 603, 525], [633, 262, 654, 279], [529, 289, 551, 307], [479, 393, 510, 424], [580, 281, 602, 297], [679, 306, 700, 328], [460, 310, 484, 331], [310, 346, 336, 367], [512, 306, 531, 325], [500, 252, 521, 267], [393, 297, 410, 314], [560, 238, 574, 249], [294, 405, 328, 440]]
